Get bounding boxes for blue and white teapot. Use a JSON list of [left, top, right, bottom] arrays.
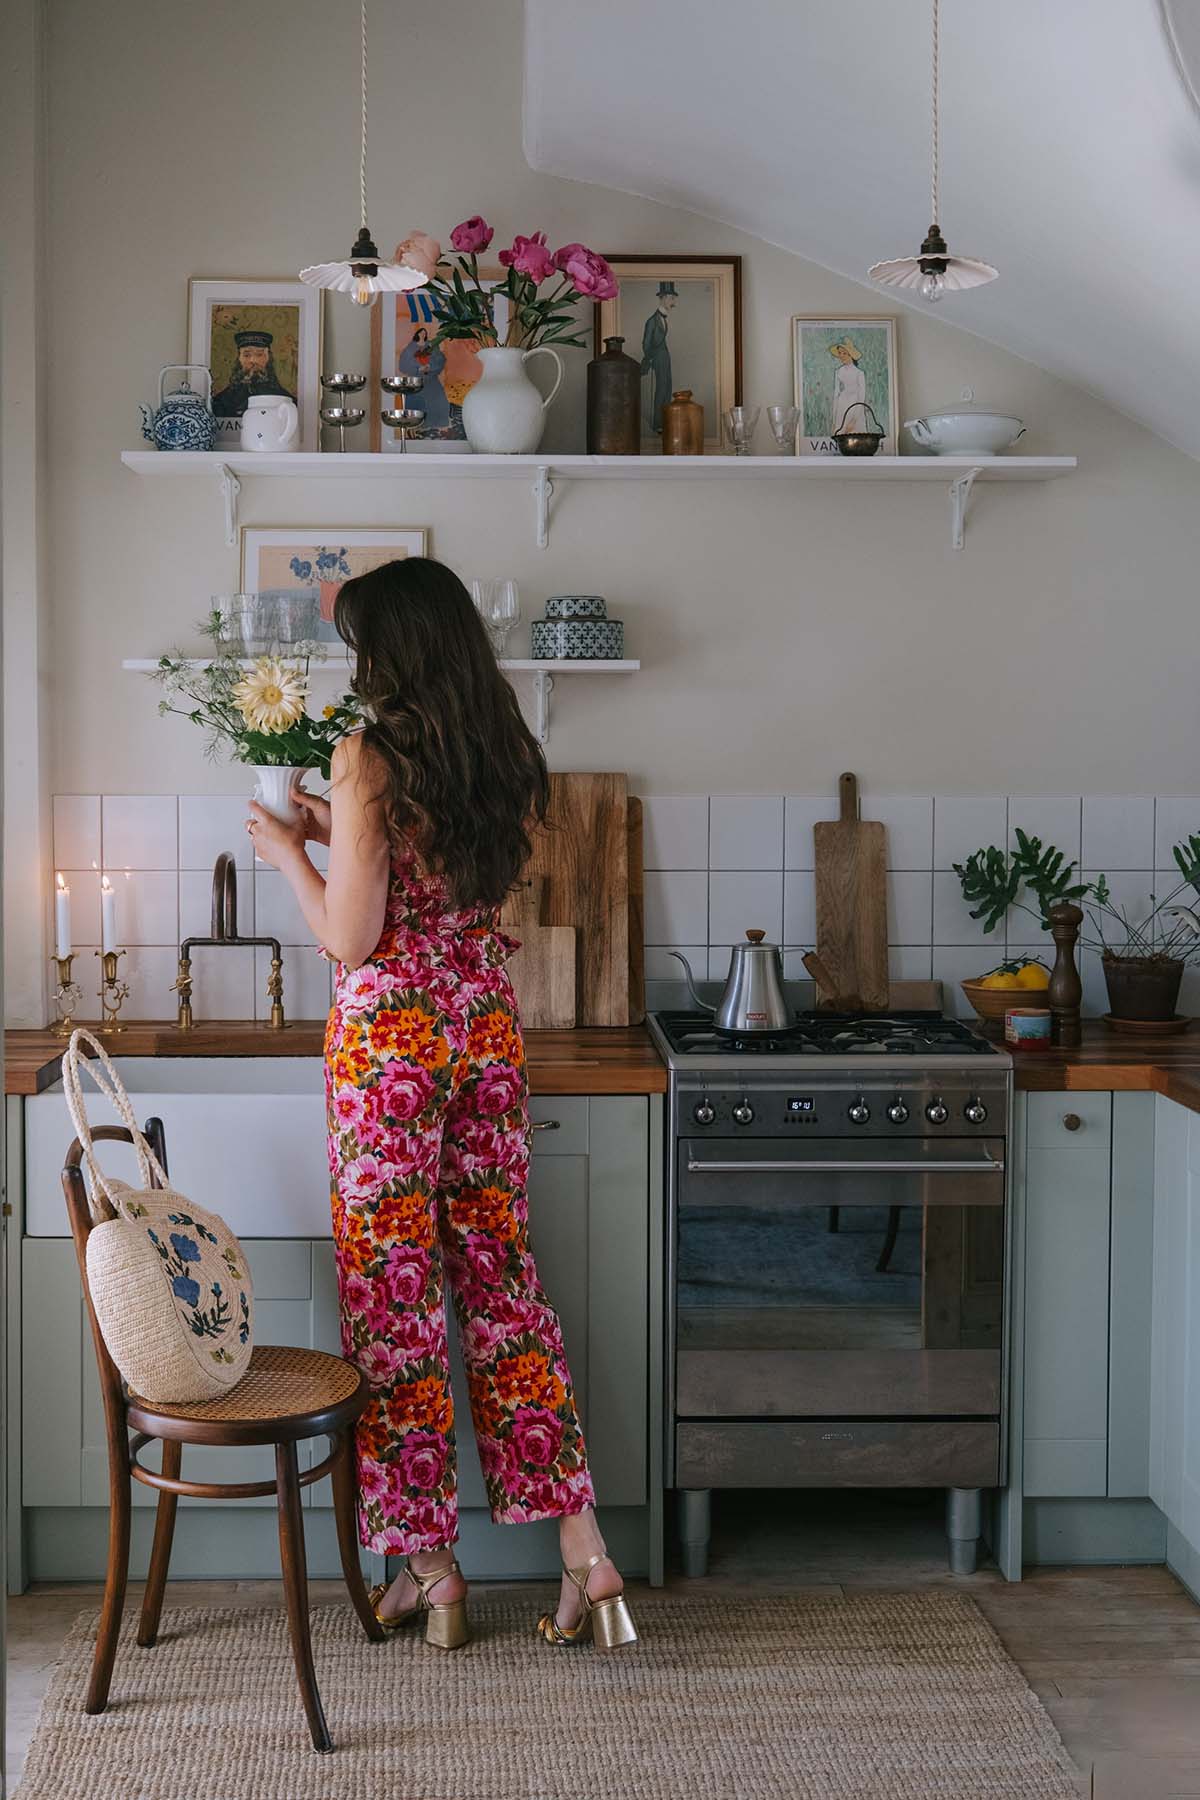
[[140, 364, 216, 452]]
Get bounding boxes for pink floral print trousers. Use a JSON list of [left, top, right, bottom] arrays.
[[325, 935, 595, 1554]]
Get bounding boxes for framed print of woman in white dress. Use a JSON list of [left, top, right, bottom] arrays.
[[792, 315, 898, 456]]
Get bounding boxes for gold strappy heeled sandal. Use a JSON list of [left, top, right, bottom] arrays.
[[367, 1556, 469, 1651], [536, 1553, 638, 1651]]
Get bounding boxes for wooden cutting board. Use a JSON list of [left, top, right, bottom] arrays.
[[499, 876, 576, 1030], [521, 772, 631, 1026], [627, 796, 645, 1025], [813, 772, 889, 1010]]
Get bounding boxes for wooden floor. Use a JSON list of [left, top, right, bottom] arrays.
[[7, 1490, 1200, 1797]]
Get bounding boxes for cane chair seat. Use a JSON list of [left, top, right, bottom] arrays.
[[128, 1344, 364, 1445]]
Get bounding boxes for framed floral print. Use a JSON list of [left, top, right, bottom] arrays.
[[188, 278, 323, 452], [792, 315, 899, 456], [240, 527, 429, 645], [594, 255, 742, 454]]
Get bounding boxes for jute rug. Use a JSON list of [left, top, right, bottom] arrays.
[[16, 1590, 1079, 1800]]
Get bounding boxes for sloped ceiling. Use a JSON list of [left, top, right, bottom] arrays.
[[524, 0, 1200, 456]]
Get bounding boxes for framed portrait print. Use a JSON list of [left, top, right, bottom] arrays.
[[792, 315, 898, 456], [189, 279, 323, 451], [595, 255, 742, 453], [370, 278, 510, 452], [240, 527, 429, 645]]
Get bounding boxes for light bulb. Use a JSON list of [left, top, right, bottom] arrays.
[[919, 270, 945, 303], [351, 274, 379, 308]]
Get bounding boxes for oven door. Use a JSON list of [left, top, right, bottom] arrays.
[[673, 1136, 1004, 1420]]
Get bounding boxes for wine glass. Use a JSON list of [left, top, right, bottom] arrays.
[[472, 579, 521, 658], [723, 405, 761, 455], [767, 404, 800, 454]]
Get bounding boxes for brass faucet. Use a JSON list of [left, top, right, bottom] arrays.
[[173, 851, 286, 1030]]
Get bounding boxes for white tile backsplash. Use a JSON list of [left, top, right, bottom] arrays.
[[180, 868, 253, 939], [186, 945, 258, 1020], [644, 944, 705, 981], [255, 944, 331, 1021], [782, 870, 816, 949], [179, 795, 255, 870], [889, 945, 933, 981], [933, 946, 995, 1019], [1008, 796, 1082, 863], [933, 796, 1008, 871], [783, 795, 839, 869], [887, 872, 933, 944], [1081, 796, 1155, 871], [644, 869, 707, 944], [102, 795, 178, 871], [641, 795, 708, 870], [868, 796, 934, 870], [255, 870, 317, 945], [1082, 871, 1158, 942], [111, 869, 178, 947], [709, 795, 783, 871], [53, 796, 100, 871], [932, 871, 997, 947], [1154, 798, 1200, 873], [708, 870, 783, 945]]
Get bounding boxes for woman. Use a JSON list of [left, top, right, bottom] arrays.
[[246, 557, 636, 1655], [827, 336, 867, 437]]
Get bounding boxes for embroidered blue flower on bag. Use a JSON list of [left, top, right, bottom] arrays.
[[169, 1232, 201, 1262], [172, 1272, 201, 1306]]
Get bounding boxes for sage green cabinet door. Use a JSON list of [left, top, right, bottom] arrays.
[[22, 1239, 82, 1506], [1022, 1093, 1112, 1497]]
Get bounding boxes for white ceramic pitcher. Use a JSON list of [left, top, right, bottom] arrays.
[[241, 394, 300, 453], [461, 345, 564, 454]]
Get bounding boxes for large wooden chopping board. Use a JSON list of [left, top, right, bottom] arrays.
[[627, 796, 645, 1025], [522, 772, 631, 1026], [813, 772, 889, 1010], [499, 877, 576, 1030]]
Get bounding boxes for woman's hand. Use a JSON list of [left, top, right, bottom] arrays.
[[290, 778, 333, 847], [246, 800, 308, 871]]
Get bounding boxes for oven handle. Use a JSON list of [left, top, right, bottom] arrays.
[[684, 1155, 1004, 1175]]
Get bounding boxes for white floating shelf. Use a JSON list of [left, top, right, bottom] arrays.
[[120, 449, 1077, 550], [121, 657, 638, 745]]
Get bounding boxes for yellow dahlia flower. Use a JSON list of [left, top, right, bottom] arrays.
[[233, 658, 308, 733]]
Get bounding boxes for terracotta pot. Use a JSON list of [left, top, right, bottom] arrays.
[[1102, 955, 1184, 1021]]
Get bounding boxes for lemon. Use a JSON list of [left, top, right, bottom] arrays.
[[1015, 962, 1051, 990], [978, 971, 1016, 989]]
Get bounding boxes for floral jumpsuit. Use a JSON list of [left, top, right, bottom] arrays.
[[324, 844, 595, 1554]]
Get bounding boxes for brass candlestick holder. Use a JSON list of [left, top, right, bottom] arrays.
[[49, 953, 83, 1036], [96, 948, 130, 1033]]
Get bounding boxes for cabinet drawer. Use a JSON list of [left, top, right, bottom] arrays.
[[528, 1096, 587, 1156], [1027, 1092, 1110, 1149]]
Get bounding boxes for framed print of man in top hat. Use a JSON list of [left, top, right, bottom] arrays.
[[188, 279, 323, 449], [593, 256, 742, 454], [640, 281, 678, 435]]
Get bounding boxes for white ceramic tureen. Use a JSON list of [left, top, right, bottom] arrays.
[[903, 406, 1025, 456]]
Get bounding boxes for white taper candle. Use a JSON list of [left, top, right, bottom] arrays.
[[54, 873, 71, 960]]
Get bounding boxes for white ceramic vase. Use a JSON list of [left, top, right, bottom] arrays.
[[462, 345, 564, 454], [252, 765, 305, 826]]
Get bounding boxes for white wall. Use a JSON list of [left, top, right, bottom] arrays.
[[7, 0, 1200, 1022]]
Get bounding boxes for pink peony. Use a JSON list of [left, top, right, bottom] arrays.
[[554, 241, 619, 301], [511, 1405, 565, 1468], [357, 1456, 389, 1502], [499, 231, 556, 283], [464, 1232, 509, 1288], [340, 1270, 375, 1319], [384, 1244, 431, 1306], [340, 964, 395, 1012], [394, 231, 441, 281], [377, 1061, 436, 1122], [396, 1429, 448, 1492], [340, 1153, 398, 1205], [461, 1314, 509, 1369], [391, 1308, 440, 1362], [474, 1063, 525, 1117], [357, 1340, 405, 1389], [450, 215, 493, 254], [330, 1084, 367, 1130]]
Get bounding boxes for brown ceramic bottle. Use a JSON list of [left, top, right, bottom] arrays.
[[662, 388, 704, 455], [586, 336, 640, 454]]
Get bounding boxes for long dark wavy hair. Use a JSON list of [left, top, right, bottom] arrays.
[[333, 557, 548, 910]]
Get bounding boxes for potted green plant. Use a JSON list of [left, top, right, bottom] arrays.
[[955, 827, 1200, 1024], [148, 612, 360, 821]]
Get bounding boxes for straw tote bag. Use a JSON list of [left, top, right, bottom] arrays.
[[62, 1028, 254, 1404]]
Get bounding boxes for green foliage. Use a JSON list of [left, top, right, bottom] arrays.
[[954, 831, 1090, 936], [426, 253, 589, 353], [1174, 832, 1200, 894], [1010, 828, 1091, 919], [954, 846, 1019, 934]]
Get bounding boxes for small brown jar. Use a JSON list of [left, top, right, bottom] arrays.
[[662, 388, 704, 455], [586, 336, 640, 454]]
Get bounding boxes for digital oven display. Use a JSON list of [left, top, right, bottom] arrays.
[[787, 1096, 816, 1114]]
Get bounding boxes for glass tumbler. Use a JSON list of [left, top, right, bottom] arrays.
[[472, 578, 521, 658], [767, 404, 801, 453], [723, 406, 761, 455]]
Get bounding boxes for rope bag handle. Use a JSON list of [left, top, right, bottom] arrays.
[[61, 1028, 170, 1215]]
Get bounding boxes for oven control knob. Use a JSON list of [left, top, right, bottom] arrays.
[[848, 1098, 871, 1124], [964, 1098, 988, 1124], [692, 1099, 716, 1126], [886, 1099, 910, 1125], [925, 1099, 949, 1125], [732, 1098, 755, 1126]]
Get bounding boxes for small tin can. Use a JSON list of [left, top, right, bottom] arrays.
[[1005, 1007, 1052, 1049]]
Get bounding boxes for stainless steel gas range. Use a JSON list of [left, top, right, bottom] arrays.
[[647, 1009, 1013, 1575]]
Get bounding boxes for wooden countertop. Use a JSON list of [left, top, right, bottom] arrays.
[[2, 1022, 668, 1098], [1012, 1021, 1200, 1112]]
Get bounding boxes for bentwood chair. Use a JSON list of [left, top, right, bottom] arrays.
[[61, 1120, 386, 1754]]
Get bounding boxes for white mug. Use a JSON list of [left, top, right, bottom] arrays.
[[241, 395, 299, 453]]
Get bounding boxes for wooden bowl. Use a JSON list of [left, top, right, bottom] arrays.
[[961, 979, 1049, 1037]]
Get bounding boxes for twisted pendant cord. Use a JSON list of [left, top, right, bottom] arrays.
[[359, 0, 368, 229], [930, 0, 940, 224]]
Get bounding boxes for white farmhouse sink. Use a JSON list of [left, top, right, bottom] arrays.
[[25, 1058, 330, 1237]]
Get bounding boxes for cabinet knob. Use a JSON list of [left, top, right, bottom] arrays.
[[1062, 1112, 1082, 1132]]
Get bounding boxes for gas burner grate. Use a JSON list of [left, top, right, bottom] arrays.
[[653, 1009, 999, 1058]]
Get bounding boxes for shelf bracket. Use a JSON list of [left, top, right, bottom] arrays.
[[533, 464, 554, 549], [218, 463, 242, 548], [949, 465, 984, 550], [531, 668, 554, 744]]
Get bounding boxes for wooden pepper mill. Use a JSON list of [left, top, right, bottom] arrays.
[[1047, 901, 1084, 1046]]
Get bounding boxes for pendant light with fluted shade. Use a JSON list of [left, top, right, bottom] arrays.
[[868, 0, 997, 303], [299, 1, 428, 308]]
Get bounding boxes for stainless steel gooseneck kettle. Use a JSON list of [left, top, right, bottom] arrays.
[[669, 930, 792, 1033]]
